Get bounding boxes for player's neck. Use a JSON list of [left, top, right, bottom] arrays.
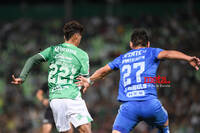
[[133, 46, 146, 49], [64, 40, 78, 47]]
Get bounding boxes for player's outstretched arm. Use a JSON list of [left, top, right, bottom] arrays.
[[157, 50, 200, 70], [89, 64, 113, 81], [11, 54, 45, 85], [76, 64, 113, 93]]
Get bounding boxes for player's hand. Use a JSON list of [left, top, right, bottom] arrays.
[[42, 99, 49, 107], [188, 56, 200, 71], [76, 76, 90, 94], [11, 75, 23, 85]]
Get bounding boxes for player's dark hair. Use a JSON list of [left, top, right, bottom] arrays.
[[63, 20, 84, 41], [131, 28, 149, 47]]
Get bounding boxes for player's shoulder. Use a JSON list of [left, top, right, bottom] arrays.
[[43, 44, 57, 50], [148, 47, 164, 53], [76, 47, 89, 57], [148, 47, 163, 50], [122, 49, 136, 58], [53, 43, 63, 49], [144, 47, 163, 53]]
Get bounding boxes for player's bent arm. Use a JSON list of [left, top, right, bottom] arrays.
[[19, 54, 45, 82], [36, 89, 44, 102], [76, 64, 113, 93], [157, 50, 192, 61], [157, 50, 200, 70], [36, 89, 49, 106], [89, 64, 113, 83]]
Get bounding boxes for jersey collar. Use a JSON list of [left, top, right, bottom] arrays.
[[62, 43, 76, 47]]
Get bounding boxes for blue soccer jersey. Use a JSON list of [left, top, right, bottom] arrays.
[[108, 47, 163, 101]]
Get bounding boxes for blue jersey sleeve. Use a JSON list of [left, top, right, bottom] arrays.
[[108, 56, 121, 70], [154, 48, 164, 60]]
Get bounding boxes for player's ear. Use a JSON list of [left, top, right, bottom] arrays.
[[64, 35, 66, 41], [130, 41, 134, 49], [72, 33, 78, 40], [147, 41, 150, 48]]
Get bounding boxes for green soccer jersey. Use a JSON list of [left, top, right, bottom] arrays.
[[39, 43, 89, 100]]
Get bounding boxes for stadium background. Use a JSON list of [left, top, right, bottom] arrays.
[[0, 0, 200, 132]]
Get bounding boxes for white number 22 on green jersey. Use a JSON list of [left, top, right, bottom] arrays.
[[48, 64, 77, 84]]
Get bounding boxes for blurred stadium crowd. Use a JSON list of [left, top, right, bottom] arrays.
[[0, 12, 200, 133]]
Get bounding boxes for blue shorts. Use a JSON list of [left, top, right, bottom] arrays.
[[113, 99, 168, 133]]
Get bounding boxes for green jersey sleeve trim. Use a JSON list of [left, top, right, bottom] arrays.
[[39, 47, 51, 61], [19, 54, 45, 81], [38, 53, 46, 61]]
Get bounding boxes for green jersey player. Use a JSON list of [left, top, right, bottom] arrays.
[[11, 21, 93, 133]]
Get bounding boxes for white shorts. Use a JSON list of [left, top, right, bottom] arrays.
[[50, 99, 93, 132]]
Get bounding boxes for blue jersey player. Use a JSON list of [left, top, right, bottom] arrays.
[[76, 29, 200, 133]]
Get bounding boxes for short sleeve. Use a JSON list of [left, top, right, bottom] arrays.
[[39, 47, 51, 61], [108, 56, 121, 70], [154, 48, 164, 60], [80, 53, 89, 76]]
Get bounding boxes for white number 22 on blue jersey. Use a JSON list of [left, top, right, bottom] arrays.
[[122, 62, 145, 86]]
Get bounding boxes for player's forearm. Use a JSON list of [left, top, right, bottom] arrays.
[[158, 50, 192, 61], [90, 69, 108, 81], [19, 54, 45, 81], [36, 90, 44, 102], [90, 65, 112, 83]]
